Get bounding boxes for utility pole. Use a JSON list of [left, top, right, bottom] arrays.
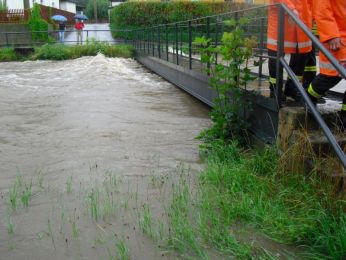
[[93, 0, 98, 23]]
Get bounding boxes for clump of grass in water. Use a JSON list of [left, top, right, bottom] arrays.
[[21, 182, 32, 207], [139, 203, 156, 240], [165, 178, 206, 258], [5, 210, 14, 234], [8, 175, 24, 210], [9, 182, 18, 210], [47, 218, 56, 250], [66, 175, 73, 194], [36, 169, 44, 189], [88, 189, 100, 220], [116, 239, 130, 260]]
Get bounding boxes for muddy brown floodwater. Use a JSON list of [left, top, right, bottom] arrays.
[[0, 54, 210, 259]]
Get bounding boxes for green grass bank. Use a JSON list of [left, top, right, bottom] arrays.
[[144, 141, 346, 259], [0, 43, 134, 62]]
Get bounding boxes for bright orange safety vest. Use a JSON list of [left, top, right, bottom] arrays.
[[267, 0, 312, 54], [313, 0, 346, 76]]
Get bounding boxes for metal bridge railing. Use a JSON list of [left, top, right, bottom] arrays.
[[129, 4, 346, 169]]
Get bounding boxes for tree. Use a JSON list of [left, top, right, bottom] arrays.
[[0, 0, 7, 10], [86, 0, 109, 20], [23, 0, 30, 9]]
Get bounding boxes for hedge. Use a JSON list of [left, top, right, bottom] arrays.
[[110, 1, 252, 38]]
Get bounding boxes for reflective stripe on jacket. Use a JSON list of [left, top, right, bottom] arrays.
[[267, 0, 312, 54], [313, 0, 346, 76]]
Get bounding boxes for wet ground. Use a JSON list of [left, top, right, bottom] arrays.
[[0, 55, 210, 259]]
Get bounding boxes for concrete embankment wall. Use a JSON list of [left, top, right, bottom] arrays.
[[0, 24, 32, 46], [0, 24, 57, 47]]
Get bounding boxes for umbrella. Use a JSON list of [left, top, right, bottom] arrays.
[[74, 14, 88, 20], [51, 15, 67, 22]]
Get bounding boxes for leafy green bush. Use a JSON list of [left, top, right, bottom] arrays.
[[195, 18, 257, 143], [28, 4, 49, 42], [33, 44, 71, 60], [102, 44, 134, 58], [69, 41, 134, 59], [109, 1, 250, 39], [0, 48, 18, 62]]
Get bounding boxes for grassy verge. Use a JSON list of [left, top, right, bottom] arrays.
[[0, 43, 134, 62], [141, 141, 346, 259], [196, 141, 346, 258]]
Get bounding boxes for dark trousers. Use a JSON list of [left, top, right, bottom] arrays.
[[302, 46, 317, 89], [309, 74, 345, 106], [268, 49, 308, 92]]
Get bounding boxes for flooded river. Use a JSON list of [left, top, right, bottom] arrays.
[[0, 55, 210, 259]]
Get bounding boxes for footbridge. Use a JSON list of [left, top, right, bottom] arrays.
[[1, 4, 346, 170]]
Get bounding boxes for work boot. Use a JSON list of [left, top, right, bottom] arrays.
[[317, 97, 327, 104], [284, 85, 301, 102]]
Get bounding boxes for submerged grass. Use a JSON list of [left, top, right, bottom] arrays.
[[116, 239, 130, 260], [139, 203, 155, 240]]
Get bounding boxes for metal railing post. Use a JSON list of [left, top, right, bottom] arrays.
[[258, 17, 265, 85], [143, 29, 146, 53], [215, 17, 219, 65], [147, 29, 150, 55], [152, 29, 155, 56], [207, 17, 211, 74], [175, 23, 179, 65], [6, 32, 9, 47], [276, 5, 285, 107], [166, 24, 169, 61], [180, 25, 183, 57], [158, 26, 161, 59], [188, 21, 192, 70]]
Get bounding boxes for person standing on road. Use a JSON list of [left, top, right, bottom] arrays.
[[306, 0, 346, 129], [58, 21, 66, 43], [75, 20, 84, 45], [267, 0, 312, 101]]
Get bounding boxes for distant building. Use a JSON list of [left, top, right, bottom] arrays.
[[6, 0, 85, 13], [7, 0, 59, 9], [60, 0, 85, 14], [109, 0, 126, 8]]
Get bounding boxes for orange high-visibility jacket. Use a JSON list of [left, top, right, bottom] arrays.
[[314, 0, 346, 76], [267, 0, 312, 54]]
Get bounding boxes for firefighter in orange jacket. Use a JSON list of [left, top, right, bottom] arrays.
[[267, 0, 312, 100], [306, 0, 346, 128]]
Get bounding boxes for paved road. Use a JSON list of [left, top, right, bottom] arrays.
[[64, 23, 116, 45]]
